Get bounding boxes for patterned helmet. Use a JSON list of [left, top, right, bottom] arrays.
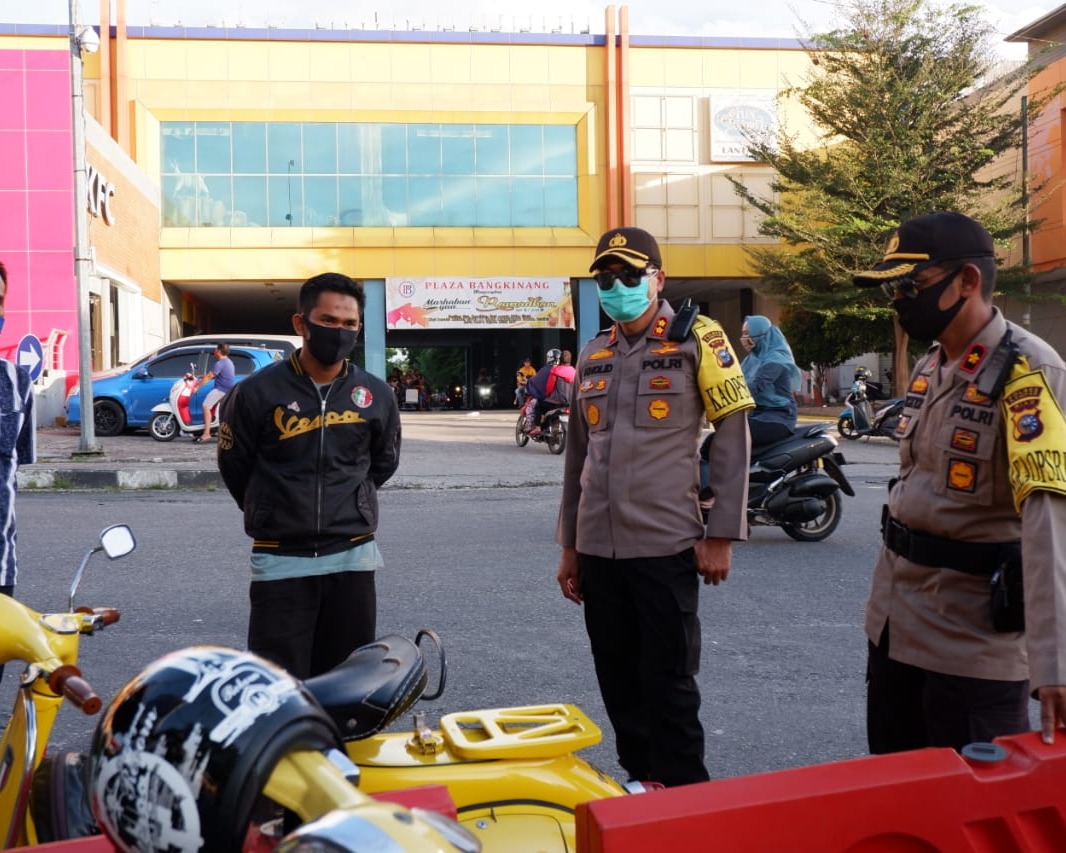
[[546, 348, 562, 366], [854, 366, 872, 381], [89, 646, 343, 853]]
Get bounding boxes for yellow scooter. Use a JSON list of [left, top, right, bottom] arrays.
[[304, 631, 638, 853], [0, 524, 134, 849]]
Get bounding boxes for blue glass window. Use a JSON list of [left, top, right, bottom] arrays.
[[161, 121, 578, 228]]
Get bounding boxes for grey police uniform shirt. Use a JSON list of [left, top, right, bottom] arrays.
[[556, 301, 751, 559], [866, 308, 1066, 687]]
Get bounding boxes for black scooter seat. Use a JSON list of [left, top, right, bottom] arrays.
[[304, 634, 427, 741]]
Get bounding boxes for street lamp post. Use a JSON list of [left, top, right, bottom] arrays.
[[68, 0, 102, 455]]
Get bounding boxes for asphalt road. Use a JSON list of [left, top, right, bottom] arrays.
[[3, 430, 903, 784]]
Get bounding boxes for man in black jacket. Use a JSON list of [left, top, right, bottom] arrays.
[[218, 272, 401, 679]]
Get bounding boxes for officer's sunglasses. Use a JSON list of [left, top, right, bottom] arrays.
[[880, 265, 962, 301], [594, 267, 657, 290]]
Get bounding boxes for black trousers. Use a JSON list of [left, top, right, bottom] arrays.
[[579, 550, 709, 787], [248, 571, 376, 681], [866, 624, 1030, 754]]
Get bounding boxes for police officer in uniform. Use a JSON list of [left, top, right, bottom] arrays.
[[556, 226, 753, 786], [853, 211, 1066, 752]]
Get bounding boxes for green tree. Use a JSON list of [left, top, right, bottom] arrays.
[[732, 0, 1057, 393]]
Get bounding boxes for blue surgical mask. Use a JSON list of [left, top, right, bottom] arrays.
[[598, 275, 654, 323]]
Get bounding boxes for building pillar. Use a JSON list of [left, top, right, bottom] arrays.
[[575, 278, 603, 352], [363, 278, 387, 380]]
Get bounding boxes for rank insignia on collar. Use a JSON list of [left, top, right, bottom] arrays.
[[652, 317, 669, 338], [961, 343, 987, 374]]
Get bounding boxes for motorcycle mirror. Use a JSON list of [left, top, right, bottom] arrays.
[[68, 525, 136, 612], [101, 524, 136, 560]]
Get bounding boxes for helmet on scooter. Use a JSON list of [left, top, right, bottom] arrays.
[[854, 366, 872, 382], [546, 348, 562, 366], [88, 646, 343, 853]]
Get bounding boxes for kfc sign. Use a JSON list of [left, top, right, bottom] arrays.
[[86, 164, 116, 225]]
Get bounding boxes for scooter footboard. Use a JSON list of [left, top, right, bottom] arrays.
[[440, 704, 602, 760]]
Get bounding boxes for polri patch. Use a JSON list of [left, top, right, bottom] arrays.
[[909, 375, 929, 395], [950, 427, 979, 453], [649, 376, 672, 390], [715, 347, 735, 368], [964, 385, 992, 405], [947, 459, 978, 493], [648, 399, 670, 420], [895, 415, 910, 435], [587, 403, 601, 426]]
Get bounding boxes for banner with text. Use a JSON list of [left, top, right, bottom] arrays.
[[385, 277, 574, 330], [710, 89, 778, 163]]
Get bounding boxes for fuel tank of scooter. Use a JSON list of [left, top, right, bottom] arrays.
[[346, 704, 627, 852]]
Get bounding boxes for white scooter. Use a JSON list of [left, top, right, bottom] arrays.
[[148, 367, 213, 441]]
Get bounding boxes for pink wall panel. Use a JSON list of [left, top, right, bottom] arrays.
[[0, 48, 77, 367], [25, 69, 72, 131], [27, 188, 74, 253], [0, 69, 25, 130], [26, 252, 75, 312], [0, 131, 28, 187], [27, 130, 74, 192], [0, 191, 29, 250]]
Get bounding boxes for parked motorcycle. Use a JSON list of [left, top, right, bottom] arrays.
[[747, 423, 854, 541], [838, 375, 904, 441], [701, 423, 854, 542], [0, 524, 134, 848], [147, 368, 212, 442], [307, 630, 641, 852], [515, 403, 569, 455]]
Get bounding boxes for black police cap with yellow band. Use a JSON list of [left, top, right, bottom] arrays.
[[852, 211, 996, 286], [590, 227, 663, 272]]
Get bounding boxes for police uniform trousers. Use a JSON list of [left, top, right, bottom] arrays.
[[866, 623, 1029, 754], [579, 549, 710, 787]]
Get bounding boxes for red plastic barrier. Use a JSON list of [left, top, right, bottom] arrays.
[[20, 838, 114, 852], [578, 733, 1066, 852]]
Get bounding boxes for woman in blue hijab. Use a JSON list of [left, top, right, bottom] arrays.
[[739, 315, 801, 446], [698, 315, 802, 507]]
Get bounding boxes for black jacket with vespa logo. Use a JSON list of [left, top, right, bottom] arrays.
[[217, 351, 401, 557]]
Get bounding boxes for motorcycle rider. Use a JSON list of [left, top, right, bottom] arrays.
[[524, 349, 574, 435]]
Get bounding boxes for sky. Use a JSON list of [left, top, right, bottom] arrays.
[[5, 0, 1059, 59]]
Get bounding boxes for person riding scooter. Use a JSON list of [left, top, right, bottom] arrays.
[[523, 349, 575, 436]]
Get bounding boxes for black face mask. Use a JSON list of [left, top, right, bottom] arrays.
[[302, 316, 359, 365], [892, 267, 966, 342]]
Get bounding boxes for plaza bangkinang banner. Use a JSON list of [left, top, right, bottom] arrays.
[[386, 277, 574, 330]]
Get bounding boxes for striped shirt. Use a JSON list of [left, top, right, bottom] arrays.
[[0, 359, 35, 586]]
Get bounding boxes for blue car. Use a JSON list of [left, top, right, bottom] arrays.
[[66, 344, 283, 437]]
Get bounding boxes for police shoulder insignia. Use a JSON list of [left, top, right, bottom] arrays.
[[652, 317, 669, 338], [961, 344, 986, 374]]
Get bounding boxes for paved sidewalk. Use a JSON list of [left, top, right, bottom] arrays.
[[18, 409, 565, 491], [18, 405, 887, 491]]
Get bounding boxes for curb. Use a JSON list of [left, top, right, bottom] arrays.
[[18, 469, 225, 491]]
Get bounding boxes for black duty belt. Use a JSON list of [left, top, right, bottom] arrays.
[[880, 507, 1019, 576]]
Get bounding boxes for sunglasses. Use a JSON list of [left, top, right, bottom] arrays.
[[880, 265, 962, 300], [594, 267, 657, 290]]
